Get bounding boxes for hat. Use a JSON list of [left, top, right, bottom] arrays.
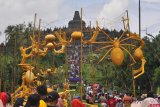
[[47, 91, 59, 101], [0, 92, 8, 106], [73, 95, 80, 99], [71, 99, 85, 107]]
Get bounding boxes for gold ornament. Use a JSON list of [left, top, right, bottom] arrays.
[[25, 70, 35, 83], [45, 34, 56, 42], [111, 48, 124, 66], [69, 31, 84, 43], [46, 42, 55, 50]]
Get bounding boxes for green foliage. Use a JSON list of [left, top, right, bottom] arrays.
[[152, 67, 160, 87]]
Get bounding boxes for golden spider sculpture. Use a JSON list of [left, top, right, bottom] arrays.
[[88, 22, 146, 79], [69, 31, 84, 43], [54, 31, 68, 54], [43, 32, 68, 54], [14, 30, 69, 102]]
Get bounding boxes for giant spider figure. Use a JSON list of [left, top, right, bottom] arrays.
[[87, 20, 146, 79]]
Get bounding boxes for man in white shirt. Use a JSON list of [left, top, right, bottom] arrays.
[[141, 91, 159, 107]]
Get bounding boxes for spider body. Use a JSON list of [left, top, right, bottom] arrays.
[[97, 37, 136, 66], [111, 38, 124, 65], [111, 47, 124, 66]]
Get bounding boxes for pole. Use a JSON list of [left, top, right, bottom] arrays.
[[90, 21, 95, 83], [33, 13, 37, 38], [80, 8, 83, 99], [13, 27, 17, 92], [139, 0, 141, 37], [127, 10, 136, 97], [132, 70, 136, 97], [126, 10, 130, 32], [37, 19, 41, 76]]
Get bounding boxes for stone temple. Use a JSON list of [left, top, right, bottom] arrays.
[[68, 11, 86, 30]]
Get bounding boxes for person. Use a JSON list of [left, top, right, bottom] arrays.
[[107, 95, 116, 107], [122, 95, 132, 107], [88, 93, 94, 104], [56, 92, 65, 107], [36, 85, 47, 107], [25, 94, 40, 107], [0, 92, 9, 107], [100, 93, 107, 107], [157, 95, 160, 103], [116, 98, 123, 107], [94, 95, 100, 103], [6, 93, 12, 107], [71, 96, 85, 107], [130, 97, 141, 107], [46, 91, 59, 107], [85, 93, 89, 103], [141, 91, 159, 107], [0, 99, 4, 107], [13, 97, 25, 107]]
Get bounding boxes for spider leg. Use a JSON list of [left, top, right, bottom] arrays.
[[69, 38, 73, 44], [98, 48, 113, 64], [87, 26, 99, 43], [95, 45, 113, 52], [132, 58, 146, 79], [120, 35, 144, 48], [91, 41, 113, 44], [55, 31, 67, 44], [120, 36, 135, 43], [120, 46, 136, 66], [118, 20, 129, 40], [98, 26, 113, 42], [120, 44, 136, 47]]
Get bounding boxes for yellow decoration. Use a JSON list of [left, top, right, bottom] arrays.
[[37, 81, 41, 85], [25, 70, 35, 83], [19, 46, 33, 64], [71, 31, 84, 39], [54, 31, 67, 54], [45, 34, 56, 42], [47, 88, 53, 93], [59, 92, 65, 98], [87, 21, 99, 44], [133, 58, 146, 79], [39, 100, 47, 107], [94, 20, 146, 78], [30, 36, 48, 56], [111, 48, 124, 66], [97, 37, 136, 66], [69, 31, 84, 43], [134, 47, 143, 60], [46, 42, 55, 49]]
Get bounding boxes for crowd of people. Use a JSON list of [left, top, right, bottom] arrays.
[[0, 85, 85, 107], [0, 84, 160, 107], [85, 91, 160, 107]]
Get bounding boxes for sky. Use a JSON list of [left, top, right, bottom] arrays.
[[0, 0, 160, 43]]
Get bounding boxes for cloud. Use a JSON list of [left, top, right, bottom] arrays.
[[0, 0, 64, 43], [99, 0, 129, 19], [141, 0, 160, 3]]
